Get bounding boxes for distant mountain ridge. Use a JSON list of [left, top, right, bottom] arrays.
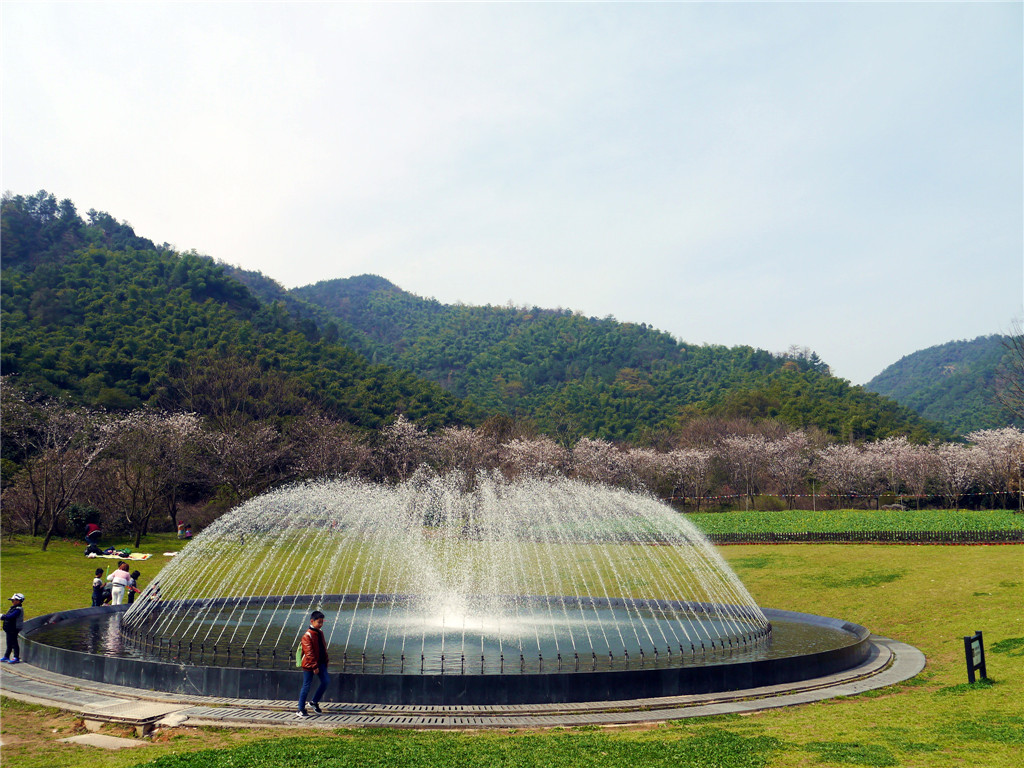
[[865, 335, 1020, 435], [291, 275, 947, 443]]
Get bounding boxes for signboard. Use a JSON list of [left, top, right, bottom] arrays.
[[963, 630, 987, 684]]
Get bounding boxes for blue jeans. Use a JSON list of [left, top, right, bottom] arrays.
[[3, 629, 19, 660], [298, 668, 329, 711]]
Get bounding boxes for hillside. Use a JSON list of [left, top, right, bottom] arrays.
[[293, 275, 948, 443], [0, 191, 476, 430], [865, 335, 1022, 434], [1, 191, 953, 445]]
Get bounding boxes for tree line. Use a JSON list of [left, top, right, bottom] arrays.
[[3, 375, 1020, 551]]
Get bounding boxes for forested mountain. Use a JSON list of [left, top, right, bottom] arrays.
[[293, 276, 948, 443], [865, 335, 1021, 435], [0, 191, 476, 429], [1, 190, 950, 445]]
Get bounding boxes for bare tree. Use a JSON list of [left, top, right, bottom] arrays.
[[288, 415, 372, 481], [161, 353, 311, 431], [1, 382, 112, 549], [98, 411, 205, 547], [211, 422, 292, 503]]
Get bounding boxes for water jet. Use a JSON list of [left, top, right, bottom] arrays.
[[22, 475, 874, 705]]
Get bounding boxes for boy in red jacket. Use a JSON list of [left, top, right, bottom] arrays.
[[297, 610, 329, 717]]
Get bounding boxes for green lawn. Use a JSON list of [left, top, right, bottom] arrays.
[[0, 532, 1021, 768], [0, 534, 189, 615]]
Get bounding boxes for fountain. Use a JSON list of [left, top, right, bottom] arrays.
[[21, 474, 874, 705]]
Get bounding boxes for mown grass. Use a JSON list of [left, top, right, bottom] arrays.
[[1, 533, 1021, 768], [0, 534, 189, 614]]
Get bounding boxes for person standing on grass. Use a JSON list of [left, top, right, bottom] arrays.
[[91, 568, 105, 606], [127, 570, 142, 605], [297, 610, 330, 717], [107, 562, 131, 605], [1, 594, 25, 663]]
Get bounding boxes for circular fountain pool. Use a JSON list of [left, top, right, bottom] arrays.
[[20, 475, 873, 704]]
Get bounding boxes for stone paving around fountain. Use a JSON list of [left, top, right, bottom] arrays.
[[0, 635, 924, 730]]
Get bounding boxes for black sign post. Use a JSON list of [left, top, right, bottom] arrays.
[[963, 630, 987, 684]]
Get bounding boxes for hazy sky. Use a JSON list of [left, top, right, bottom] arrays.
[[3, 2, 1021, 385]]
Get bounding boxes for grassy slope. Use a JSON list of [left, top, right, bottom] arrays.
[[0, 534, 1021, 768]]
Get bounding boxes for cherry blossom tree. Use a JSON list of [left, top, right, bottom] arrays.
[[966, 427, 1024, 509], [721, 435, 771, 510], [866, 437, 914, 498], [374, 415, 428, 482], [431, 426, 499, 477], [900, 443, 939, 510], [934, 443, 978, 509], [662, 448, 714, 510], [571, 438, 632, 486], [152, 412, 207, 531], [766, 431, 812, 508], [498, 436, 568, 478], [814, 444, 882, 508], [623, 447, 671, 494]]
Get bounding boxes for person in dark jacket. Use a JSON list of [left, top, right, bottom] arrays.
[[297, 610, 329, 717], [126, 570, 142, 605], [91, 568, 105, 606], [1, 593, 25, 663], [85, 522, 101, 545]]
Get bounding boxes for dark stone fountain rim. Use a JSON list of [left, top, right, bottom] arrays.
[[20, 605, 870, 706]]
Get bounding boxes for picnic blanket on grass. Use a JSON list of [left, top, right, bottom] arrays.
[[96, 553, 152, 560]]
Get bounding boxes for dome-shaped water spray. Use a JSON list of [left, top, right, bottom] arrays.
[[122, 474, 771, 680]]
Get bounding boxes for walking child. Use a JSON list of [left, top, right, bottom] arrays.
[[91, 568, 104, 606], [126, 570, 141, 605], [1, 594, 25, 663]]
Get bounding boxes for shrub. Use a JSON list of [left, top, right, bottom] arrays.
[[753, 495, 786, 512]]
